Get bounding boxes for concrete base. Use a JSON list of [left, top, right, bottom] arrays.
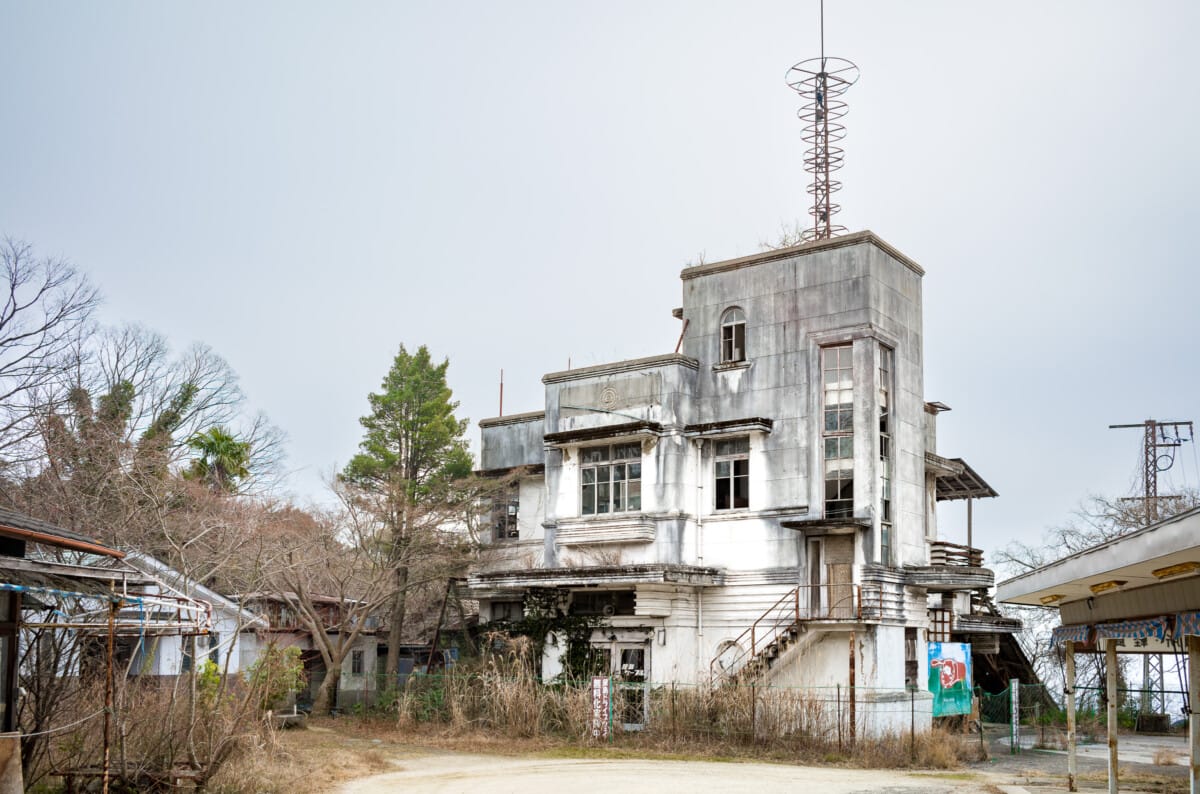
[[0, 733, 23, 794]]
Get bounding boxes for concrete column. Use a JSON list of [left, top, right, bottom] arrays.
[[1066, 640, 1077, 792], [0, 733, 22, 794], [1189, 635, 1200, 794], [1106, 638, 1119, 794]]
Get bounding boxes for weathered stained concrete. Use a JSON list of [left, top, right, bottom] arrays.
[[470, 231, 994, 731]]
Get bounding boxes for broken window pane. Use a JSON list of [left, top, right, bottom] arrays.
[[720, 307, 747, 363]]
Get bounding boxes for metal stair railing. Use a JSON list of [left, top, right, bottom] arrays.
[[710, 583, 880, 682]]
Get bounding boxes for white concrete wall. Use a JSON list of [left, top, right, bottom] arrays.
[[473, 235, 935, 700]]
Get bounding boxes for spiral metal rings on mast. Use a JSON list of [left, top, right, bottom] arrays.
[[786, 57, 859, 241]]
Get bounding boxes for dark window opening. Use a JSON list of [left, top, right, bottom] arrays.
[[714, 437, 750, 510], [493, 486, 520, 540], [905, 627, 918, 689], [720, 307, 747, 363], [491, 600, 524, 622], [571, 590, 636, 616]]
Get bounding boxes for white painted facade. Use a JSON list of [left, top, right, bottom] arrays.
[[469, 232, 1011, 733], [116, 553, 267, 676]]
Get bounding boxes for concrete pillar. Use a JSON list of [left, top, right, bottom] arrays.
[[0, 733, 22, 794], [1189, 635, 1200, 794], [1066, 640, 1077, 792], [1106, 638, 1119, 794]]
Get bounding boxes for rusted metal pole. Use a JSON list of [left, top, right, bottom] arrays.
[[836, 683, 842, 752], [1106, 639, 1118, 794], [1066, 641, 1077, 792], [966, 498, 973, 551], [102, 598, 117, 794], [910, 688, 915, 763], [848, 631, 856, 746], [1189, 635, 1199, 794]]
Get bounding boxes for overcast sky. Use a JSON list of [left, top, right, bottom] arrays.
[[2, 1, 1198, 569]]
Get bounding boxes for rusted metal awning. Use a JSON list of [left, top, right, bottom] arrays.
[[935, 457, 998, 501]]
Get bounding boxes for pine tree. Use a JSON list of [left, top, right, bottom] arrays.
[[341, 344, 471, 678]]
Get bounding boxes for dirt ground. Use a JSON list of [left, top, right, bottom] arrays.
[[267, 719, 1193, 794], [338, 751, 1007, 794], [972, 722, 1191, 792]]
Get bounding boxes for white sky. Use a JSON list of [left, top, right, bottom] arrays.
[[3, 1, 1198, 568]]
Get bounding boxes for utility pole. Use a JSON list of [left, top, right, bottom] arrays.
[[1109, 418, 1194, 719]]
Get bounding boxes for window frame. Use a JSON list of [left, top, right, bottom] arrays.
[[351, 649, 365, 675], [878, 345, 895, 563], [493, 485, 520, 541], [720, 307, 747, 364], [580, 442, 643, 516], [822, 344, 854, 519], [713, 436, 750, 511]]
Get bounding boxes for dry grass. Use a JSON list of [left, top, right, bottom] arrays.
[[206, 723, 398, 793], [205, 656, 990, 792], [390, 669, 981, 770], [1154, 747, 1182, 766]]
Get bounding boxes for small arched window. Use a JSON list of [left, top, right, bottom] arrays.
[[720, 307, 746, 363]]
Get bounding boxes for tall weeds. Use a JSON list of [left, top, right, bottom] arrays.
[[390, 642, 979, 769]]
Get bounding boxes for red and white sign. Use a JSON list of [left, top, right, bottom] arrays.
[[590, 676, 611, 740]]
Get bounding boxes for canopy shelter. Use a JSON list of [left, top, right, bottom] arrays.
[[0, 509, 219, 794], [997, 506, 1200, 794]]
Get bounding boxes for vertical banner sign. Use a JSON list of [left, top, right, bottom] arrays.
[[927, 642, 973, 717], [590, 676, 612, 741]]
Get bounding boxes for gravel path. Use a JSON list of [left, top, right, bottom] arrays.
[[341, 752, 1016, 794]]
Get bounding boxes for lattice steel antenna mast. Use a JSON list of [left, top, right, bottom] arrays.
[[1108, 419, 1195, 525], [786, 0, 859, 242], [1109, 418, 1194, 718]]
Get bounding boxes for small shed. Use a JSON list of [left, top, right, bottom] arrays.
[[997, 506, 1200, 793]]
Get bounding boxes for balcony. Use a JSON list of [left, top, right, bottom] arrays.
[[904, 540, 994, 592]]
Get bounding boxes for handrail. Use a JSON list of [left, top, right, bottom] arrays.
[[709, 583, 883, 681]]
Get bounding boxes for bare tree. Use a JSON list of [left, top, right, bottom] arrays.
[[995, 491, 1200, 702], [0, 239, 99, 467], [993, 490, 1200, 574], [262, 487, 400, 714]]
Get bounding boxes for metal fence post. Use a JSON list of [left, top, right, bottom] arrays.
[[910, 688, 916, 763], [1009, 678, 1020, 754]]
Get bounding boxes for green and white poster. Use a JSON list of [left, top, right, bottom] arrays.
[[928, 642, 972, 717]]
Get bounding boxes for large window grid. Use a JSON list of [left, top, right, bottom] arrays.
[[581, 443, 642, 515], [720, 307, 746, 363], [879, 346, 895, 563], [823, 345, 854, 519], [714, 437, 750, 510]]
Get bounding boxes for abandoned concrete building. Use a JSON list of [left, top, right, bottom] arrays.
[[467, 231, 1018, 730]]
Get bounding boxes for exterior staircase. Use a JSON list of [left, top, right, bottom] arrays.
[[710, 583, 880, 684]]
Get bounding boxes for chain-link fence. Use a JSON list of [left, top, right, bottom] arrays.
[[978, 682, 1070, 753]]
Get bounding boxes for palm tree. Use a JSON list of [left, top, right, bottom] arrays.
[[185, 426, 251, 492]]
